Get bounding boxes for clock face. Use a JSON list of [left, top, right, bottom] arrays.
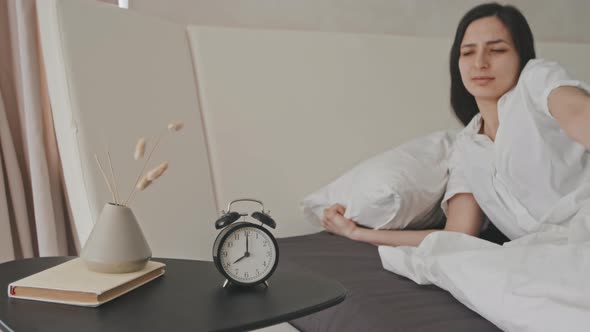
[[217, 224, 278, 284]]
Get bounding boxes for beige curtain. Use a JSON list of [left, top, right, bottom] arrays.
[[0, 0, 78, 263]]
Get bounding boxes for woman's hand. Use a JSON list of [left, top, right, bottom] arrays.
[[322, 203, 346, 221], [322, 204, 358, 239]]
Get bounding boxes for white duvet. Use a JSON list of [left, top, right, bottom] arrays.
[[380, 59, 590, 331], [378, 202, 590, 332]]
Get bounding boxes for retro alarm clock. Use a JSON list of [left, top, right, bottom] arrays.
[[212, 199, 278, 288]]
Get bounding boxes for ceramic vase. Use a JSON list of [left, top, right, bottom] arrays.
[[81, 203, 151, 273]]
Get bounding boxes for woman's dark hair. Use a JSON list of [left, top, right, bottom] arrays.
[[450, 3, 536, 126]]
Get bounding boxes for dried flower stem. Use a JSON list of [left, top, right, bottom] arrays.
[[95, 154, 116, 203], [106, 151, 120, 204], [124, 130, 166, 205], [127, 186, 139, 205]]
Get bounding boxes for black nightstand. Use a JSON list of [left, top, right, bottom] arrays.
[[0, 257, 346, 332]]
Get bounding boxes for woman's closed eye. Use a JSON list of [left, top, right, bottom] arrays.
[[461, 49, 507, 57]]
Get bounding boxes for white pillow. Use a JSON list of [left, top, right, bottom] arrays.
[[301, 130, 456, 230]]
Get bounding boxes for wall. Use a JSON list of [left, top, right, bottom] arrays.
[[126, 0, 590, 43]]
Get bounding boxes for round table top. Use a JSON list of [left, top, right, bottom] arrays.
[[0, 257, 346, 332]]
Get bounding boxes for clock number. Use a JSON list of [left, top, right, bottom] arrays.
[[245, 272, 249, 278], [256, 233, 259, 239], [224, 262, 230, 268], [234, 233, 239, 240], [263, 261, 267, 267], [234, 269, 239, 275], [228, 241, 233, 248], [245, 230, 250, 236], [222, 251, 228, 257], [263, 240, 269, 247], [266, 251, 271, 257], [256, 269, 260, 276]]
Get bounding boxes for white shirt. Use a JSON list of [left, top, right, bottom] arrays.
[[442, 59, 590, 240]]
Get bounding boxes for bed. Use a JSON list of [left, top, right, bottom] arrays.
[[278, 231, 501, 332]]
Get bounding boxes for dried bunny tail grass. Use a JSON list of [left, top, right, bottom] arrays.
[[146, 161, 169, 181], [126, 120, 183, 205], [168, 121, 184, 132], [134, 137, 146, 160], [136, 176, 152, 191], [95, 154, 116, 202], [125, 132, 163, 204]]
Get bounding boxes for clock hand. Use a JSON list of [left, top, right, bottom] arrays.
[[233, 255, 246, 264], [246, 233, 249, 254]]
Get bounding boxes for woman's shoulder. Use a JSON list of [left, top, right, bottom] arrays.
[[517, 58, 572, 88], [521, 58, 562, 72], [510, 58, 587, 115], [521, 58, 568, 73]]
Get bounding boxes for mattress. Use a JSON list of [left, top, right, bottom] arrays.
[[277, 231, 502, 332]]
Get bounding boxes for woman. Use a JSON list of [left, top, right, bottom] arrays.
[[321, 3, 590, 246]]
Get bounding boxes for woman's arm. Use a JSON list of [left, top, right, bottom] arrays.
[[548, 86, 590, 150], [321, 193, 484, 247]]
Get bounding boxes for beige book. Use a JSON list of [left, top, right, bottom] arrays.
[[7, 258, 166, 307]]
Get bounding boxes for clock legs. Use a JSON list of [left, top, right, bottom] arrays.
[[222, 279, 270, 288]]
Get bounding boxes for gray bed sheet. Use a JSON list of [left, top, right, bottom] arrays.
[[277, 231, 502, 332]]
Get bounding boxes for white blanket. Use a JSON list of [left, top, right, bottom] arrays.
[[378, 203, 590, 332]]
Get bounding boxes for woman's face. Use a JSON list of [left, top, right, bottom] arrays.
[[459, 16, 520, 102]]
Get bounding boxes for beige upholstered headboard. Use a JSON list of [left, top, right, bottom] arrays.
[[38, 0, 590, 260], [186, 27, 461, 239]]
